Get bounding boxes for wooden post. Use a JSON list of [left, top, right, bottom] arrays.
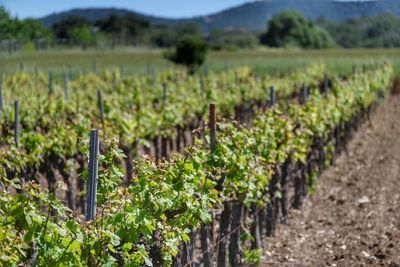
[[269, 172, 281, 235], [63, 74, 69, 101], [97, 91, 105, 126], [217, 202, 231, 267], [86, 129, 99, 221], [269, 86, 276, 107], [209, 104, 216, 152], [250, 203, 261, 250], [201, 225, 212, 267], [229, 202, 242, 267], [209, 103, 218, 253], [14, 101, 19, 146], [280, 158, 291, 223]]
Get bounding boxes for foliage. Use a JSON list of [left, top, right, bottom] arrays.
[[319, 14, 400, 48], [52, 16, 90, 40], [149, 23, 201, 48], [51, 16, 102, 48], [261, 11, 335, 49], [96, 14, 149, 47], [0, 61, 392, 266], [0, 6, 51, 42], [164, 35, 208, 74], [209, 29, 259, 51]]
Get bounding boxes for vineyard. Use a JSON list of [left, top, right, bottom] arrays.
[[0, 62, 393, 266]]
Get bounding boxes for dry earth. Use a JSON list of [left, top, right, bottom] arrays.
[[261, 95, 400, 267]]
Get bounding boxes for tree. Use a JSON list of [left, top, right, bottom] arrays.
[[148, 23, 201, 48], [96, 14, 149, 46], [0, 7, 14, 40], [261, 11, 335, 49], [68, 26, 97, 49], [52, 16, 90, 40], [209, 29, 258, 51], [0, 6, 51, 43], [320, 14, 400, 48], [164, 35, 208, 74], [17, 19, 51, 40]]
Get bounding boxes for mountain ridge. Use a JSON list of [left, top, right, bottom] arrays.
[[40, 0, 400, 32]]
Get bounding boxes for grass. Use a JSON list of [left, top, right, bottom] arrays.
[[1, 47, 400, 77]]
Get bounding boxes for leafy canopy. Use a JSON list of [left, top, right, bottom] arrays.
[[262, 11, 335, 49], [164, 35, 208, 74]]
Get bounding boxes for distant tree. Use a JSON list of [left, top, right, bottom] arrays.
[[174, 23, 201, 37], [149, 23, 202, 48], [0, 6, 14, 40], [209, 29, 259, 51], [17, 19, 51, 40], [164, 35, 208, 74], [261, 11, 335, 49], [149, 24, 177, 47], [68, 26, 97, 48], [51, 16, 102, 47], [0, 6, 51, 42], [52, 16, 90, 40], [320, 14, 400, 48], [96, 14, 149, 46]]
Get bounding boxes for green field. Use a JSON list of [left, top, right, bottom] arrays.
[[1, 48, 400, 76]]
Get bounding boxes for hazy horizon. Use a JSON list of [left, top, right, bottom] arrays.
[[1, 0, 252, 19], [1, 0, 372, 19]]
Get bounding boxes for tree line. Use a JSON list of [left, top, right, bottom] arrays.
[[1, 6, 400, 50]]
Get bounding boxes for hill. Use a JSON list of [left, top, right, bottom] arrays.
[[40, 0, 400, 32]]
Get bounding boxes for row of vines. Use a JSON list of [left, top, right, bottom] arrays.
[[0, 62, 393, 266], [0, 64, 324, 212]]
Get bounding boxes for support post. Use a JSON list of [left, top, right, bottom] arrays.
[[209, 104, 216, 152], [63, 74, 69, 101], [97, 91, 105, 126], [300, 83, 308, 104], [269, 86, 276, 107], [86, 129, 100, 221], [48, 72, 53, 95], [14, 101, 19, 146]]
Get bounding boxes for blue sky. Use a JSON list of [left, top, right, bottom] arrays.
[[0, 0, 254, 19]]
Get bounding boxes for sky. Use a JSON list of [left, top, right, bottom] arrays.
[[0, 0, 255, 19]]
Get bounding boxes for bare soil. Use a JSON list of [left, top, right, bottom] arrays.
[[261, 95, 400, 267]]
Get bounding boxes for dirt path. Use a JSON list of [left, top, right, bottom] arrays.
[[261, 95, 400, 267]]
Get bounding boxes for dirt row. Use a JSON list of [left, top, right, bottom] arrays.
[[261, 94, 400, 267]]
